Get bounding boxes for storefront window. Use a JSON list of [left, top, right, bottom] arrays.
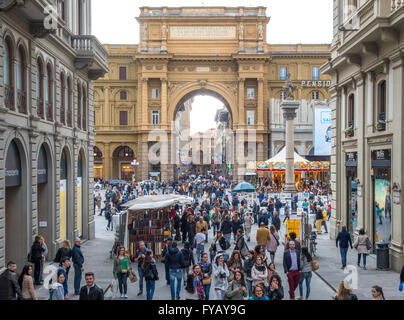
[[345, 152, 358, 234], [372, 150, 391, 244]]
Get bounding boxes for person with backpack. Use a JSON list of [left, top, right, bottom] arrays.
[[166, 241, 185, 300], [210, 231, 231, 263], [181, 241, 195, 284], [142, 250, 159, 300], [234, 229, 249, 260], [267, 225, 280, 264]]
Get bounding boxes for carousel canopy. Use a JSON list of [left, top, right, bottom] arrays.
[[268, 148, 310, 164], [127, 194, 194, 211], [256, 148, 310, 172]]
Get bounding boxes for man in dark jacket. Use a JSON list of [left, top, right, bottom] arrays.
[[79, 272, 104, 300], [72, 237, 84, 295], [275, 197, 283, 212], [272, 211, 281, 232], [165, 242, 185, 300], [258, 210, 269, 227], [336, 226, 353, 269], [283, 241, 301, 300], [0, 261, 22, 300], [162, 238, 173, 285], [220, 215, 233, 244]]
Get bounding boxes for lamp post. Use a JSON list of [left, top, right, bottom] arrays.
[[131, 159, 140, 182]]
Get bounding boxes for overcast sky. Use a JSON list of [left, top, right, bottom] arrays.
[[93, 0, 333, 133]]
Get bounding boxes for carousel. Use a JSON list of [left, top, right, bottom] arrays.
[[255, 148, 330, 191]]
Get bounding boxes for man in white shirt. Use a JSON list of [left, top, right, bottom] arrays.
[[195, 228, 207, 262]]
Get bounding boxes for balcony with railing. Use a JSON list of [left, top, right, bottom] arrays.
[[37, 98, 44, 119], [392, 0, 404, 12], [46, 101, 53, 121], [17, 90, 27, 114], [4, 85, 15, 111], [72, 35, 109, 80]]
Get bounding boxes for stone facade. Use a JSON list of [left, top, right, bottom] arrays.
[[94, 7, 331, 183], [321, 0, 404, 271], [0, 0, 108, 270]]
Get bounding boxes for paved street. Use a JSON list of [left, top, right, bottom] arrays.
[[34, 196, 400, 301]]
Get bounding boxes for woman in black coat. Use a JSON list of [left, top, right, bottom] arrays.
[[231, 214, 243, 241], [30, 236, 45, 285], [267, 274, 284, 300], [54, 240, 73, 277]]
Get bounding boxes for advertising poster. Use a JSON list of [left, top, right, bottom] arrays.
[[374, 179, 391, 243], [77, 177, 82, 237], [60, 179, 67, 240], [314, 106, 332, 156]]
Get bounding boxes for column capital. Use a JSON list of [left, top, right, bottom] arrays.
[[257, 78, 264, 84], [238, 78, 245, 83], [160, 78, 168, 83], [141, 78, 148, 83]]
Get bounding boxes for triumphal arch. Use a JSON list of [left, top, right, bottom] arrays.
[[93, 7, 330, 182]]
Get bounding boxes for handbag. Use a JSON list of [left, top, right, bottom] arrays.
[[311, 260, 319, 271], [128, 270, 138, 283], [365, 237, 372, 251], [27, 252, 34, 263], [202, 276, 211, 285]]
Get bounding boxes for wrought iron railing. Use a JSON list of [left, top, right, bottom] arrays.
[[17, 89, 27, 114], [37, 97, 44, 119], [5, 85, 15, 111]]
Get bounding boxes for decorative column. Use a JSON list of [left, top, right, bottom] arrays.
[[103, 86, 110, 129], [141, 78, 148, 128], [257, 78, 264, 128], [281, 100, 299, 193], [238, 78, 245, 126], [161, 78, 167, 128]]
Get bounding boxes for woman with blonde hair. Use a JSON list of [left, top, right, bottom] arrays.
[[54, 240, 72, 277], [334, 280, 358, 300]]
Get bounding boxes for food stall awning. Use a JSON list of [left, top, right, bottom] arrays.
[[127, 194, 194, 211]]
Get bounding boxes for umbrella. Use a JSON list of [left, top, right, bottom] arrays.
[[232, 181, 256, 193]]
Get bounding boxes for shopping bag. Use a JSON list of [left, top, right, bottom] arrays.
[[104, 279, 119, 300], [128, 270, 138, 283]]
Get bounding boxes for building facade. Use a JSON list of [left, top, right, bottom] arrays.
[[321, 0, 404, 271], [94, 6, 330, 183], [0, 0, 108, 270]]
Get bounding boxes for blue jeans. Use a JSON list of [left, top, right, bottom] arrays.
[[224, 233, 231, 244], [358, 253, 367, 266], [196, 243, 205, 262], [340, 247, 348, 267], [203, 284, 211, 300], [138, 267, 145, 292], [246, 279, 253, 297], [146, 280, 155, 300], [298, 271, 312, 299], [73, 264, 82, 294], [213, 223, 220, 236], [107, 217, 113, 229], [117, 272, 128, 295], [169, 269, 182, 299]]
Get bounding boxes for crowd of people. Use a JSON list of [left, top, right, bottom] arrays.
[[1, 174, 403, 301]]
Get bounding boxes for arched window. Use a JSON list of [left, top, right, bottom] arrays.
[[93, 146, 102, 159], [4, 37, 14, 110], [77, 84, 82, 129], [82, 85, 86, 131], [46, 64, 53, 121], [60, 72, 65, 125], [16, 46, 26, 113], [67, 76, 72, 127], [36, 59, 44, 119], [348, 94, 355, 128], [113, 146, 134, 158]]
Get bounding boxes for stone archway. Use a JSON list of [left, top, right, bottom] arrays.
[[168, 81, 238, 127]]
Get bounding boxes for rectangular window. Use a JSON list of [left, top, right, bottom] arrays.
[[246, 110, 255, 125], [312, 67, 320, 81], [120, 91, 127, 100], [312, 91, 319, 100], [247, 88, 255, 100], [280, 91, 286, 100], [280, 67, 287, 80], [152, 110, 159, 125], [119, 111, 128, 126], [119, 67, 127, 80], [152, 88, 159, 99]]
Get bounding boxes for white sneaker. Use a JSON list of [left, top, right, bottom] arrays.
[[297, 296, 303, 300], [124, 294, 128, 299], [120, 294, 124, 298]]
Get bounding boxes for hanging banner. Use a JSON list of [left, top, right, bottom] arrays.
[[60, 180, 67, 240], [314, 106, 332, 156], [77, 177, 82, 237]]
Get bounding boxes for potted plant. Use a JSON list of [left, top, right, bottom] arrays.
[[345, 126, 354, 137], [376, 120, 385, 131]]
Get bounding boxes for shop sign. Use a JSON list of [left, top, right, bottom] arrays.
[[6, 141, 21, 187], [301, 80, 331, 88], [38, 146, 48, 184]]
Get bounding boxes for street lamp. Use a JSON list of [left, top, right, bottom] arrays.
[[131, 159, 140, 182]]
